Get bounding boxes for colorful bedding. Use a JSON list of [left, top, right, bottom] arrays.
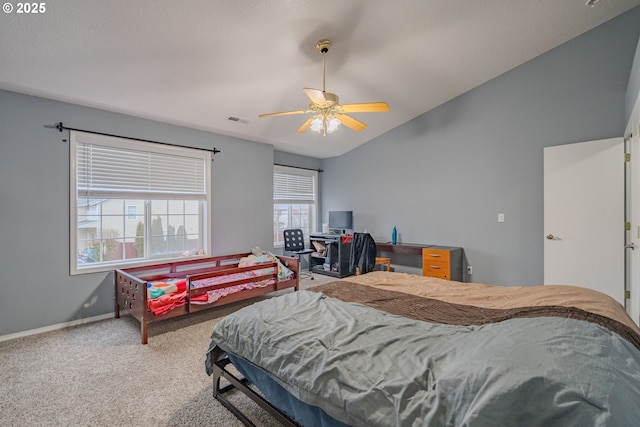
[[146, 278, 187, 316], [190, 271, 274, 305], [146, 252, 294, 315]]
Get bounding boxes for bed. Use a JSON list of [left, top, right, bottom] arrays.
[[115, 251, 299, 344], [205, 271, 640, 427]]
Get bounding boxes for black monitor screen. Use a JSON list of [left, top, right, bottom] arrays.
[[328, 211, 353, 230]]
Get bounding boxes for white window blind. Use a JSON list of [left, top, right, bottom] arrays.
[[74, 131, 207, 200], [274, 167, 316, 204]]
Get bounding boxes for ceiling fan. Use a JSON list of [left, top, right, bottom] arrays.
[[259, 39, 389, 136]]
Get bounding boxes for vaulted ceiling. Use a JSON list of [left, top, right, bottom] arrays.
[[2, 0, 639, 158]]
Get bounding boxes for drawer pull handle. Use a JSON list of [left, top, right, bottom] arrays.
[[430, 265, 442, 269], [429, 254, 441, 257]]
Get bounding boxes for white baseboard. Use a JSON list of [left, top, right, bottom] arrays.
[[0, 313, 116, 343]]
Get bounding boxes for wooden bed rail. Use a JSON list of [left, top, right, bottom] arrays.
[[189, 262, 279, 298], [114, 253, 300, 344]]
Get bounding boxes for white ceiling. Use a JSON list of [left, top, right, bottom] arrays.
[[1, 0, 639, 158]]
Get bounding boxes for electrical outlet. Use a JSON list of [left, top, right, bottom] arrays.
[[467, 265, 473, 275]]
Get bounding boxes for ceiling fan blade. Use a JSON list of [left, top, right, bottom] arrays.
[[296, 117, 314, 133], [341, 102, 390, 113], [335, 114, 367, 132], [259, 109, 309, 118], [303, 88, 327, 104]]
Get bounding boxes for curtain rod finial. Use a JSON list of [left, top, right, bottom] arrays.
[[44, 122, 64, 132]]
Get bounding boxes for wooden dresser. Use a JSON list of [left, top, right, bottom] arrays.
[[422, 246, 463, 281]]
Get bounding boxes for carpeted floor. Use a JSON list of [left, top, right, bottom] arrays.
[[0, 274, 335, 427]]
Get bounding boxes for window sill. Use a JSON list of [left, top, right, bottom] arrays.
[[70, 254, 210, 276]]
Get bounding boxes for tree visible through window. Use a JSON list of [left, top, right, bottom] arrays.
[[70, 130, 211, 274], [273, 165, 318, 246]]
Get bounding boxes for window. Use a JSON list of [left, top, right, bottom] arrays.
[[273, 165, 318, 246], [126, 205, 137, 220], [70, 130, 211, 274]]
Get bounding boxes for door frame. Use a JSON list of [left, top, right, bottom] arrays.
[[625, 95, 640, 325]]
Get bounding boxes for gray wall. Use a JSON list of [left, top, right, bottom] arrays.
[[626, 31, 640, 123], [321, 7, 640, 285], [274, 151, 323, 173], [0, 90, 275, 336]]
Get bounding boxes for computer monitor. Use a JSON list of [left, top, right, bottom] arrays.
[[328, 211, 353, 235]]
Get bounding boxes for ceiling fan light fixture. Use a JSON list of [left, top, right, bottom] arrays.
[[310, 113, 341, 135], [310, 117, 324, 133], [327, 117, 341, 133]]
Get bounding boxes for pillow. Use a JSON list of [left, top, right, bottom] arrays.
[[238, 254, 256, 267], [266, 252, 295, 280], [246, 253, 295, 280]]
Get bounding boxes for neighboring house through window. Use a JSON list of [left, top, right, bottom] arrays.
[[127, 205, 137, 220], [70, 130, 211, 274], [273, 165, 318, 247]]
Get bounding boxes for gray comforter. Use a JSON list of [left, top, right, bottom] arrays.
[[206, 290, 640, 426]]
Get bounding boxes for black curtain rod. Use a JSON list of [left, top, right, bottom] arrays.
[[274, 163, 323, 173], [45, 122, 221, 158]]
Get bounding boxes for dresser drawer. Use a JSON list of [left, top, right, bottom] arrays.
[[422, 248, 451, 263], [422, 261, 451, 280]]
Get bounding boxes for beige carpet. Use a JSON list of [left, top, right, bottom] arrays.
[[0, 274, 335, 427]]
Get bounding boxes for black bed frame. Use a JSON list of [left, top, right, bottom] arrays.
[[212, 356, 301, 427]]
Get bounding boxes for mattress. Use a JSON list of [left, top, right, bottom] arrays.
[[206, 272, 640, 426]]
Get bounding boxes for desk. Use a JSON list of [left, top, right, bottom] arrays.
[[309, 233, 353, 278], [375, 242, 429, 256], [376, 242, 464, 281]]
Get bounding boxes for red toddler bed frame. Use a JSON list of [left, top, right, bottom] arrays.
[[114, 253, 299, 344]]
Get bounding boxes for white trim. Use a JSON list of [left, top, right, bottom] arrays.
[[0, 313, 116, 343]]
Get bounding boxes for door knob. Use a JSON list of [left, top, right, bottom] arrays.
[[546, 234, 555, 240], [625, 242, 635, 250]]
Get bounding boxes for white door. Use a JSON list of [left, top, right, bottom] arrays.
[[543, 138, 624, 304]]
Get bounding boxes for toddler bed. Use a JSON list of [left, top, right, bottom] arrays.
[[115, 251, 299, 344], [206, 271, 640, 426]]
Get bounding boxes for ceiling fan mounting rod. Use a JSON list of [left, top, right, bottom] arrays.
[[322, 51, 326, 92], [316, 39, 331, 93]]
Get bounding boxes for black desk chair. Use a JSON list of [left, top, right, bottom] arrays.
[[283, 229, 314, 280]]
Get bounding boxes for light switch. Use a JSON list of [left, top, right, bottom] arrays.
[[498, 213, 505, 223]]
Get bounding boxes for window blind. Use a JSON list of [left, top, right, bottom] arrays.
[[274, 167, 316, 204], [73, 131, 207, 200]]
